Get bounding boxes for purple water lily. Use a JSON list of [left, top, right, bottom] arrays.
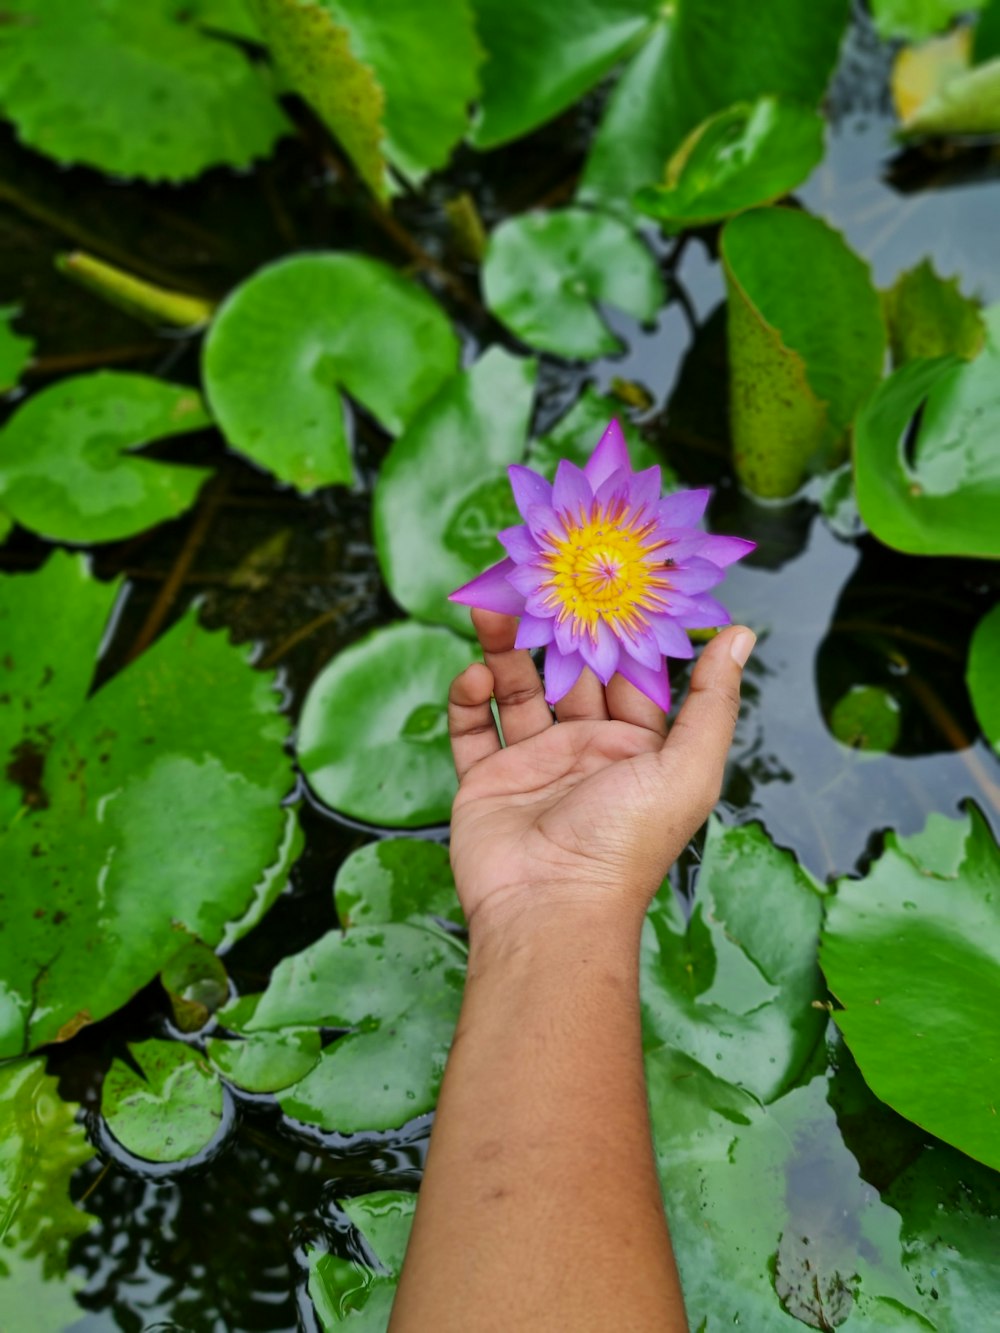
[[450, 419, 754, 711]]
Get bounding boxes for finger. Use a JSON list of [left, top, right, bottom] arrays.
[[554, 666, 610, 723], [657, 626, 755, 815], [471, 607, 553, 745], [448, 662, 501, 780], [606, 672, 666, 734]]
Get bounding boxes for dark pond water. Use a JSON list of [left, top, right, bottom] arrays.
[[2, 9, 1000, 1331]]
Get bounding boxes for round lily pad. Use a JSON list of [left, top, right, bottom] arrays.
[[206, 1028, 321, 1093], [102, 1039, 225, 1163], [334, 837, 463, 928], [203, 253, 460, 491], [298, 622, 471, 827], [482, 207, 666, 359], [830, 686, 901, 753], [0, 372, 213, 543]]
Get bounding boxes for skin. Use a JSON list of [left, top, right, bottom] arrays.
[[389, 608, 755, 1333]]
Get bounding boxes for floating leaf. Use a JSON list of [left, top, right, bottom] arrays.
[[373, 348, 536, 634], [0, 306, 33, 393], [641, 818, 827, 1102], [853, 307, 1000, 557], [527, 386, 663, 480], [333, 838, 464, 928], [0, 372, 213, 543], [308, 1192, 416, 1330], [821, 805, 1000, 1170], [203, 254, 459, 491], [243, 921, 467, 1131], [900, 54, 1000, 136], [872, 0, 984, 40], [830, 686, 902, 753], [102, 1039, 225, 1163], [0, 0, 289, 181], [193, 0, 264, 42], [633, 97, 825, 232], [580, 0, 849, 210], [975, 0, 1000, 59], [0, 561, 295, 1059], [967, 604, 1000, 752], [891, 28, 972, 124], [206, 1028, 321, 1093], [469, 0, 658, 149], [721, 208, 885, 497], [160, 937, 230, 1033], [882, 259, 985, 367], [297, 622, 471, 827], [0, 1059, 95, 1332], [56, 252, 215, 331], [482, 208, 665, 359]]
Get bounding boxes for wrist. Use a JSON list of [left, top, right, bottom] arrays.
[[465, 885, 646, 965]]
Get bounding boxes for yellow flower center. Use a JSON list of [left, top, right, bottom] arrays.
[[537, 499, 671, 638]]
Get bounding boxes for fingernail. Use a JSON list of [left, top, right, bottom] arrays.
[[730, 629, 756, 667]]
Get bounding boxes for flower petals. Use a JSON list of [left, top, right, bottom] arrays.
[[449, 557, 526, 616], [579, 620, 620, 684], [621, 623, 661, 670], [497, 524, 539, 564], [670, 592, 731, 629], [506, 562, 546, 595], [552, 460, 593, 518], [509, 464, 552, 520], [659, 488, 710, 528], [583, 418, 630, 488], [698, 534, 757, 568], [668, 556, 725, 595], [627, 465, 661, 512], [543, 645, 585, 704], [616, 655, 671, 713], [515, 613, 555, 649], [525, 503, 560, 544], [648, 614, 695, 660], [595, 467, 631, 510]]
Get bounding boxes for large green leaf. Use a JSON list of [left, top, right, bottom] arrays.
[[0, 561, 295, 1058], [481, 209, 665, 359], [0, 373, 213, 543], [0, 1059, 95, 1332], [580, 0, 849, 210], [102, 1039, 225, 1163], [242, 921, 467, 1131], [967, 604, 1000, 752], [203, 254, 459, 491], [722, 207, 885, 497], [633, 97, 825, 232], [882, 259, 985, 367], [206, 1027, 321, 1093], [308, 1192, 416, 1330], [821, 806, 1000, 1171], [373, 348, 536, 635], [853, 307, 1000, 557], [641, 819, 827, 1102], [333, 837, 464, 928], [297, 622, 471, 827], [0, 0, 289, 181], [469, 0, 658, 149], [0, 306, 33, 394]]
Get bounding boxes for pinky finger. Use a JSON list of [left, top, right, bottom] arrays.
[[448, 662, 501, 780]]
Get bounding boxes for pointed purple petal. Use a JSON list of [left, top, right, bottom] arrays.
[[627, 465, 661, 511], [668, 557, 725, 595], [622, 623, 661, 670], [697, 534, 756, 568], [526, 503, 561, 544], [615, 655, 671, 713], [670, 592, 731, 629], [515, 614, 555, 649], [506, 562, 545, 595], [543, 645, 585, 704], [497, 524, 540, 564], [579, 620, 620, 684], [552, 460, 593, 517], [450, 558, 525, 616], [658, 488, 710, 528], [583, 419, 630, 488], [525, 586, 556, 618], [554, 615, 581, 655], [654, 529, 706, 560], [509, 464, 553, 521], [648, 614, 695, 660], [595, 467, 631, 510]]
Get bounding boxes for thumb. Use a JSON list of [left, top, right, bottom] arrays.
[[657, 625, 755, 820]]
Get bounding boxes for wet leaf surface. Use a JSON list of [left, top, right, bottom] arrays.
[[882, 259, 985, 366], [333, 837, 464, 928], [308, 1191, 416, 1329], [102, 1039, 225, 1163]]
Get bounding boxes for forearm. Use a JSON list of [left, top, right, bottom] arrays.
[[390, 897, 688, 1333]]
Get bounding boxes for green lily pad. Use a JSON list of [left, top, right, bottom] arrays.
[[203, 253, 459, 491], [580, 0, 849, 210], [308, 1191, 416, 1330], [297, 621, 471, 827], [0, 560, 295, 1059], [968, 604, 1000, 753], [481, 208, 665, 359], [882, 259, 985, 367], [528, 387, 662, 480], [161, 937, 230, 1033], [830, 686, 902, 753], [102, 1039, 225, 1163], [333, 838, 464, 928], [0, 306, 33, 393], [871, 0, 985, 40], [373, 348, 536, 634], [243, 921, 467, 1131], [0, 1059, 95, 1332], [821, 805, 1000, 1171], [722, 207, 885, 497], [0, 372, 213, 543], [900, 53, 1000, 136], [206, 1028, 321, 1093], [976, 0, 1000, 60], [641, 818, 827, 1102], [853, 307, 1000, 558], [0, 0, 289, 181], [634, 97, 826, 232]]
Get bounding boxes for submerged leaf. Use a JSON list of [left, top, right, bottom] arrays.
[[482, 208, 665, 359], [829, 686, 902, 753], [102, 1040, 225, 1163], [203, 253, 459, 491], [308, 1192, 416, 1329], [882, 259, 985, 366], [821, 805, 1000, 1170], [0, 372, 213, 543], [967, 604, 1000, 753], [374, 348, 537, 635]]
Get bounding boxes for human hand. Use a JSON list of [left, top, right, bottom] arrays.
[[447, 608, 755, 938]]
